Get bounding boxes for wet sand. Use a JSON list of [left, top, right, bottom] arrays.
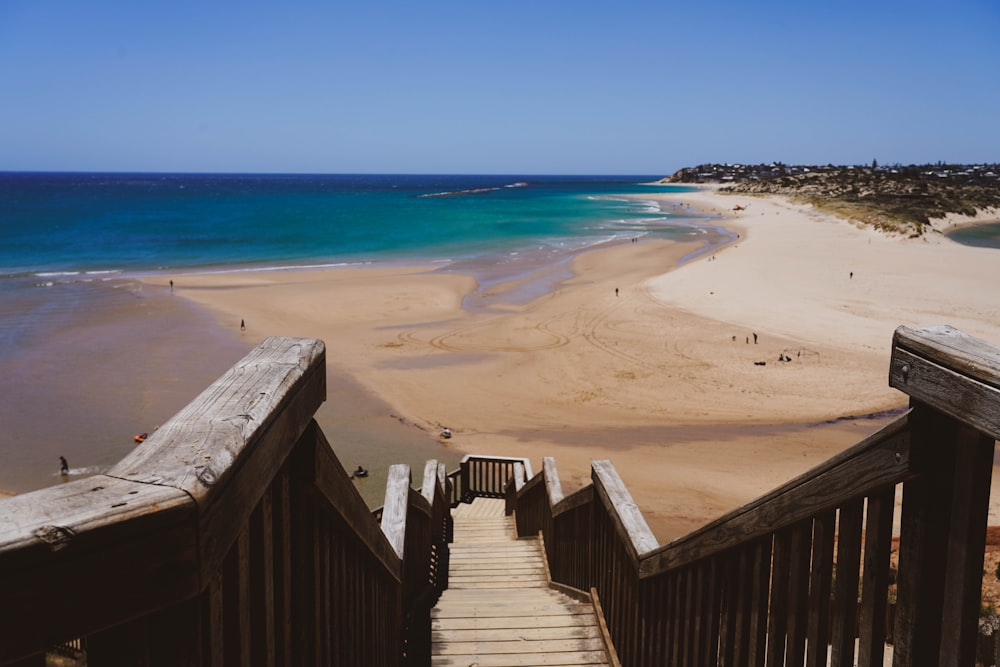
[[0, 278, 458, 508]]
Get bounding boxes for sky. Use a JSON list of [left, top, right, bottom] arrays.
[[1, 0, 998, 175]]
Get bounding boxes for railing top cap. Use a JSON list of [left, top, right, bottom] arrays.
[[893, 325, 1000, 389], [892, 325, 1000, 439]]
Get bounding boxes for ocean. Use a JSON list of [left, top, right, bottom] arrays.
[[0, 173, 716, 496]]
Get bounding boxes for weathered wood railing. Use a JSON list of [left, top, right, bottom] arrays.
[[445, 454, 534, 505], [507, 325, 1000, 667], [5, 325, 996, 665], [0, 337, 450, 666]]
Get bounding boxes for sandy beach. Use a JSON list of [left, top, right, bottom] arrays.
[[146, 187, 1000, 541]]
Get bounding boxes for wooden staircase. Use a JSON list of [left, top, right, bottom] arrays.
[[431, 498, 612, 666]]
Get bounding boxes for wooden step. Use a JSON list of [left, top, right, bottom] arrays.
[[432, 501, 611, 666]]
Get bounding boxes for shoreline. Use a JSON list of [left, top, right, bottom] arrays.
[[9, 186, 1000, 541]]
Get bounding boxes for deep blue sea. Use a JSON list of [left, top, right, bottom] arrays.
[[0, 172, 718, 495]]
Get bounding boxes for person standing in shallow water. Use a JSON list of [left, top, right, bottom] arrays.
[[59, 456, 68, 476]]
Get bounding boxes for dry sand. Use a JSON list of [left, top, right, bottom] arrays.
[[146, 187, 1000, 542]]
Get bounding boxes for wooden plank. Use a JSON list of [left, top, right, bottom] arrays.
[[381, 464, 411, 560], [893, 404, 967, 666], [421, 458, 440, 504], [450, 563, 545, 572], [107, 337, 326, 585], [0, 477, 197, 660], [830, 499, 863, 667], [108, 337, 325, 488], [553, 485, 595, 518], [436, 637, 607, 654], [938, 424, 994, 667], [729, 548, 751, 666], [440, 626, 601, 641], [891, 325, 1000, 440], [272, 466, 293, 666], [249, 491, 275, 667], [747, 537, 772, 667], [892, 325, 1000, 391], [205, 572, 225, 667], [544, 457, 566, 506], [890, 347, 1000, 441], [432, 651, 609, 666], [858, 487, 894, 667], [590, 586, 623, 667], [784, 521, 811, 667], [765, 529, 791, 667], [639, 415, 912, 576], [220, 526, 252, 666], [434, 615, 598, 630], [805, 511, 835, 667], [591, 460, 659, 562]]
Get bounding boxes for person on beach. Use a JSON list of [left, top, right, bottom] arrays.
[[615, 288, 619, 297], [240, 319, 246, 332], [59, 456, 68, 476]]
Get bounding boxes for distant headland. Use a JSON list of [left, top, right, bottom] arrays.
[[661, 162, 1000, 236]]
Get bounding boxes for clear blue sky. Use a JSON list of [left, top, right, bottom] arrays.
[[1, 0, 997, 174]]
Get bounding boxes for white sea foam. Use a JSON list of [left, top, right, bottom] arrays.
[[36, 271, 81, 278]]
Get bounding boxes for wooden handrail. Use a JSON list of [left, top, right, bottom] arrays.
[[639, 412, 913, 576], [0, 337, 451, 666], [506, 326, 1000, 667]]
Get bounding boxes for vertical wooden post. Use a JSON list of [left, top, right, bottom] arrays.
[[858, 486, 895, 667], [893, 403, 995, 667], [459, 458, 470, 503], [939, 421, 994, 667], [806, 510, 835, 667], [831, 499, 863, 667]]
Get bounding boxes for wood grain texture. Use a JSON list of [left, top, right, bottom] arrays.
[[639, 414, 912, 576], [433, 503, 610, 666], [109, 336, 326, 585], [381, 464, 411, 560], [591, 460, 658, 562], [891, 325, 1000, 440], [544, 456, 565, 506], [0, 477, 197, 659]]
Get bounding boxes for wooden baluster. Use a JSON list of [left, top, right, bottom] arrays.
[[831, 499, 863, 667], [785, 520, 812, 666], [858, 486, 894, 667], [806, 510, 836, 667], [766, 528, 792, 667]]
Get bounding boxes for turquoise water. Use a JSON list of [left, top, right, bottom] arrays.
[[0, 172, 716, 494], [0, 173, 701, 276]]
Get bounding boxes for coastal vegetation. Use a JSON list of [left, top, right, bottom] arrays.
[[663, 162, 1000, 236]]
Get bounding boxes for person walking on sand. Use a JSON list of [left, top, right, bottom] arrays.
[[59, 456, 69, 476], [240, 319, 246, 332]]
